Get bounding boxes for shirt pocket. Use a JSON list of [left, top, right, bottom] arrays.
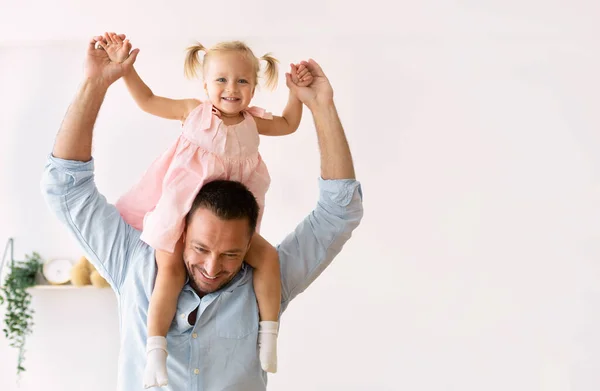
[[215, 285, 259, 339]]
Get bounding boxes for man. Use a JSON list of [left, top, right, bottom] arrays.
[[41, 34, 363, 391]]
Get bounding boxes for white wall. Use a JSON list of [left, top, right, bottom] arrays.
[[1, 0, 600, 390]]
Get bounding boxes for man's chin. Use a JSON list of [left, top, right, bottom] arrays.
[[190, 276, 230, 296], [190, 280, 217, 295]]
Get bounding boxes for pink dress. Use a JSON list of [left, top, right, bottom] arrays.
[[115, 100, 272, 253]]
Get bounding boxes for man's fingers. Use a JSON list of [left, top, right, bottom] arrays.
[[305, 59, 325, 77], [96, 40, 108, 50], [89, 37, 99, 51], [89, 36, 105, 51]]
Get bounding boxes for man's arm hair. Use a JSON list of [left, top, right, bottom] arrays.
[[52, 79, 108, 162], [278, 89, 362, 306], [44, 69, 137, 292]]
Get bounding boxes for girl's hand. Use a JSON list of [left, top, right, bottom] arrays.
[[98, 32, 134, 66], [288, 63, 313, 88]]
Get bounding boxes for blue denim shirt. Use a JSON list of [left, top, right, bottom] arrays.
[[40, 154, 363, 391]]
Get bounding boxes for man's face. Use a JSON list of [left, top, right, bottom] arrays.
[[183, 207, 252, 296]]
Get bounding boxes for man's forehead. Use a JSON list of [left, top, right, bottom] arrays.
[[187, 209, 251, 247], [189, 238, 246, 253]]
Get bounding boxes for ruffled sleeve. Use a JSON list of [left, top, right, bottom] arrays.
[[246, 106, 273, 120]]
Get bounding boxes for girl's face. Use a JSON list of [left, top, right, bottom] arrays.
[[203, 51, 256, 117]]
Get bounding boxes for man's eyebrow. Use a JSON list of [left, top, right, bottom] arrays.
[[223, 248, 245, 254], [190, 241, 244, 253]]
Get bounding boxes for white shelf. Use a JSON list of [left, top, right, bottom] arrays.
[[29, 285, 110, 290]]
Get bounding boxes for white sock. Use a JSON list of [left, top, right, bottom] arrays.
[[144, 336, 169, 388], [258, 321, 279, 373]]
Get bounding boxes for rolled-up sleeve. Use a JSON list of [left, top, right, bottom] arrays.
[[278, 177, 364, 309], [40, 154, 137, 293]]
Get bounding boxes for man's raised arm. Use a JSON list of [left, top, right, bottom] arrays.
[[41, 34, 140, 292], [278, 59, 363, 307], [53, 35, 137, 160]]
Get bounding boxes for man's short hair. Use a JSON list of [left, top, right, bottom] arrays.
[[185, 180, 259, 236]]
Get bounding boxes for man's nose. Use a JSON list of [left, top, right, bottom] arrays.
[[204, 256, 222, 277]]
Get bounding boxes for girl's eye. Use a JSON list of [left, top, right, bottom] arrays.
[[216, 78, 226, 82], [239, 79, 248, 84]]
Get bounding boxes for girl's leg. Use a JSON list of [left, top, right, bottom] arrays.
[[245, 233, 281, 373], [144, 236, 186, 388]]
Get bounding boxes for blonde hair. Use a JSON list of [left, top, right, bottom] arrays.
[[184, 40, 279, 90]]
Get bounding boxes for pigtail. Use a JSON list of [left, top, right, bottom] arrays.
[[184, 43, 207, 79], [260, 53, 279, 90]]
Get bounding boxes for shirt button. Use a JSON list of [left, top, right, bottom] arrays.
[[180, 313, 186, 319], [192, 333, 198, 339], [193, 369, 200, 375]]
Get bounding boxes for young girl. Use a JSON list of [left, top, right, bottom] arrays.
[[99, 32, 312, 388]]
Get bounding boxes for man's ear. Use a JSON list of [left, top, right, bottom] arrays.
[[246, 231, 255, 252], [181, 222, 187, 244]]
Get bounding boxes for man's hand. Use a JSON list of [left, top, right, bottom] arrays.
[[84, 32, 139, 88], [285, 59, 333, 111]]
